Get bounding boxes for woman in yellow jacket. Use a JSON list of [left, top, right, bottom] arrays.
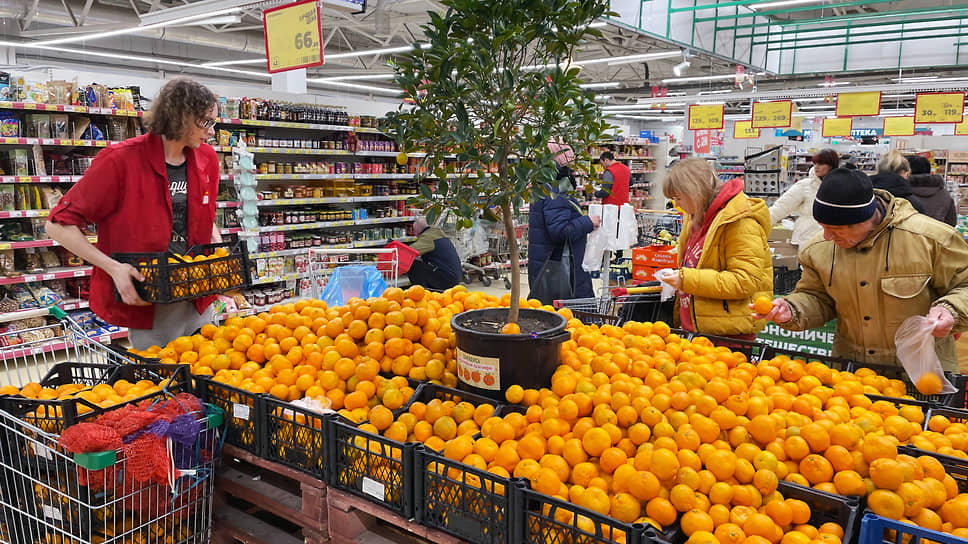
[[659, 158, 773, 339]]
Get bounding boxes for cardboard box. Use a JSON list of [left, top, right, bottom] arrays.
[[769, 241, 798, 256], [633, 265, 661, 281], [773, 254, 799, 269], [768, 228, 793, 242], [632, 245, 677, 268]]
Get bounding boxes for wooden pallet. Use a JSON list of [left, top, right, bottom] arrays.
[[327, 487, 468, 544], [213, 445, 328, 544]]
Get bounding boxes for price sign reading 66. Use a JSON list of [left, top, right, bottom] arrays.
[[263, 0, 324, 73], [915, 92, 965, 124]]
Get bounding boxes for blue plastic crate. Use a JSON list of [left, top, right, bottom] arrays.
[[858, 512, 968, 544]]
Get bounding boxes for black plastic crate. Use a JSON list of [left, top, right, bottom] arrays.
[[194, 376, 264, 457], [849, 361, 967, 408], [112, 241, 249, 303], [414, 445, 511, 544], [327, 414, 415, 518], [760, 345, 854, 372], [512, 482, 649, 544], [897, 444, 968, 493], [773, 266, 802, 295], [691, 333, 769, 363], [264, 395, 328, 481], [777, 480, 861, 544], [403, 382, 505, 415], [616, 293, 675, 326]]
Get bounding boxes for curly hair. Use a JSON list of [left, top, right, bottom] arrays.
[[144, 78, 217, 140]]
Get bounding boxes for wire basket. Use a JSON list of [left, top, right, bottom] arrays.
[[0, 402, 224, 544]]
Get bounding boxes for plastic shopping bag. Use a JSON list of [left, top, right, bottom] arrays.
[[614, 204, 638, 251], [653, 268, 677, 302], [320, 265, 388, 307], [894, 315, 958, 395], [582, 204, 607, 272]]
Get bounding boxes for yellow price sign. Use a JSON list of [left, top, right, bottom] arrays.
[[263, 0, 324, 73], [821, 117, 852, 137], [956, 119, 968, 135], [733, 120, 760, 139], [751, 100, 792, 128], [882, 116, 915, 136], [915, 92, 965, 123], [836, 91, 881, 117], [688, 104, 724, 130]]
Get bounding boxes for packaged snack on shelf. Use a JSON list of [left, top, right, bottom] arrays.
[[31, 218, 48, 239], [9, 285, 39, 309], [0, 250, 15, 276], [25, 282, 62, 306], [11, 149, 28, 176], [21, 249, 43, 273], [46, 278, 67, 297], [49, 114, 69, 139], [57, 247, 84, 267], [0, 294, 17, 313], [40, 186, 64, 209], [0, 185, 14, 211], [39, 249, 59, 269], [0, 113, 19, 137]]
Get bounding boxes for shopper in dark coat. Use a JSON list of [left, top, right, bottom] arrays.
[[870, 150, 926, 214], [907, 155, 957, 226], [528, 166, 601, 301]]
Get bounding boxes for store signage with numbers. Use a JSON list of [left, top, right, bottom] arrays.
[[263, 0, 324, 73], [734, 120, 760, 139], [688, 104, 725, 130], [914, 92, 965, 124], [751, 100, 793, 128]]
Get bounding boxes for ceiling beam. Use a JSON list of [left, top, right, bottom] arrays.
[[772, 4, 968, 27], [694, 0, 899, 22], [753, 23, 968, 46], [734, 12, 961, 39], [77, 0, 96, 26], [21, 0, 42, 30]]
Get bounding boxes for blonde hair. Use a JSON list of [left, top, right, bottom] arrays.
[[878, 150, 910, 175], [663, 157, 723, 218]]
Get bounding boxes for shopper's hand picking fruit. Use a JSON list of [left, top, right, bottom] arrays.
[[927, 305, 955, 337], [752, 296, 774, 315], [750, 297, 792, 323]]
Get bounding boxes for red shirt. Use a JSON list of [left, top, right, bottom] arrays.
[[48, 133, 220, 329], [603, 162, 631, 206]]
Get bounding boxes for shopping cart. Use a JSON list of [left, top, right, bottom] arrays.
[[308, 248, 403, 298], [483, 221, 528, 290], [0, 402, 224, 544], [637, 210, 682, 246], [553, 284, 674, 326]]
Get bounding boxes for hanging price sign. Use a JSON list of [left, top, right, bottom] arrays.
[[733, 120, 760, 139], [835, 91, 881, 117], [882, 116, 915, 137], [263, 0, 324, 73], [821, 117, 852, 137], [956, 119, 968, 135], [914, 92, 965, 123], [751, 100, 792, 128], [688, 104, 725, 130]]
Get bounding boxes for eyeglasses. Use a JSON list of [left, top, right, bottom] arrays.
[[196, 118, 217, 130]]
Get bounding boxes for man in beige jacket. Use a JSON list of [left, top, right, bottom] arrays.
[[754, 168, 968, 372]]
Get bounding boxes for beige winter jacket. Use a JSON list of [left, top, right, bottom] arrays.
[[781, 190, 968, 372]]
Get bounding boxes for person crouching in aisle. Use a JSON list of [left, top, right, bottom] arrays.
[[658, 158, 773, 340], [45, 77, 221, 351], [407, 217, 462, 290]]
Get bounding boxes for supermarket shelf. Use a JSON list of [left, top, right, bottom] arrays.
[[252, 295, 305, 313], [220, 228, 243, 235], [221, 173, 416, 181], [616, 155, 656, 160], [0, 102, 142, 116], [354, 173, 416, 179], [214, 308, 256, 321], [0, 266, 93, 286], [250, 272, 307, 286], [249, 236, 416, 259], [0, 236, 96, 250], [630, 170, 657, 174], [256, 195, 411, 206], [217, 201, 240, 208], [0, 175, 83, 184], [0, 329, 128, 360], [0, 299, 89, 321], [355, 151, 400, 157], [213, 146, 352, 155], [0, 137, 122, 147], [215, 117, 380, 133], [0, 209, 49, 219], [256, 216, 415, 233]]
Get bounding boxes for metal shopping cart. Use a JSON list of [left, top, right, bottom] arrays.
[[553, 284, 675, 326], [0, 306, 224, 544], [483, 220, 529, 290], [637, 210, 682, 246], [308, 247, 403, 299]]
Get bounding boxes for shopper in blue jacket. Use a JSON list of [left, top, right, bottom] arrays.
[[528, 166, 601, 302]]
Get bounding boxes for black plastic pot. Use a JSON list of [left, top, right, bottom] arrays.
[[451, 308, 570, 401]]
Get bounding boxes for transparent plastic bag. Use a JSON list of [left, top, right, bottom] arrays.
[[653, 268, 677, 302], [894, 315, 957, 394], [582, 204, 607, 272], [320, 265, 388, 307]]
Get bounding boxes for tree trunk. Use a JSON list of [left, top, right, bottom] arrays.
[[502, 201, 520, 324]]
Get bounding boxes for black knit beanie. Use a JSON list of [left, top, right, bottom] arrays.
[[813, 168, 877, 225], [906, 155, 932, 176]]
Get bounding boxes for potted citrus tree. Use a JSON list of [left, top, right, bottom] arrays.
[[384, 0, 613, 398]]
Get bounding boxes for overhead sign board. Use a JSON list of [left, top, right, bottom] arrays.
[[263, 0, 324, 73]]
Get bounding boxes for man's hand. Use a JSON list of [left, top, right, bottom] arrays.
[[589, 215, 602, 229], [928, 305, 955, 337], [750, 297, 793, 323], [658, 270, 682, 290], [109, 262, 149, 306]]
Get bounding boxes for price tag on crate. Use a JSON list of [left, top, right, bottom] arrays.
[[263, 0, 323, 73], [233, 402, 251, 420], [751, 100, 793, 128], [362, 476, 386, 501], [688, 104, 724, 130], [915, 92, 965, 123], [883, 116, 915, 136]]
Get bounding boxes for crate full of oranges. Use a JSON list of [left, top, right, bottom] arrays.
[[112, 241, 249, 303]]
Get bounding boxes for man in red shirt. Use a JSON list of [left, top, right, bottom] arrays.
[[46, 77, 221, 350], [595, 151, 631, 206]]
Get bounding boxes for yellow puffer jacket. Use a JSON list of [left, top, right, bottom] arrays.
[[676, 191, 773, 336]]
